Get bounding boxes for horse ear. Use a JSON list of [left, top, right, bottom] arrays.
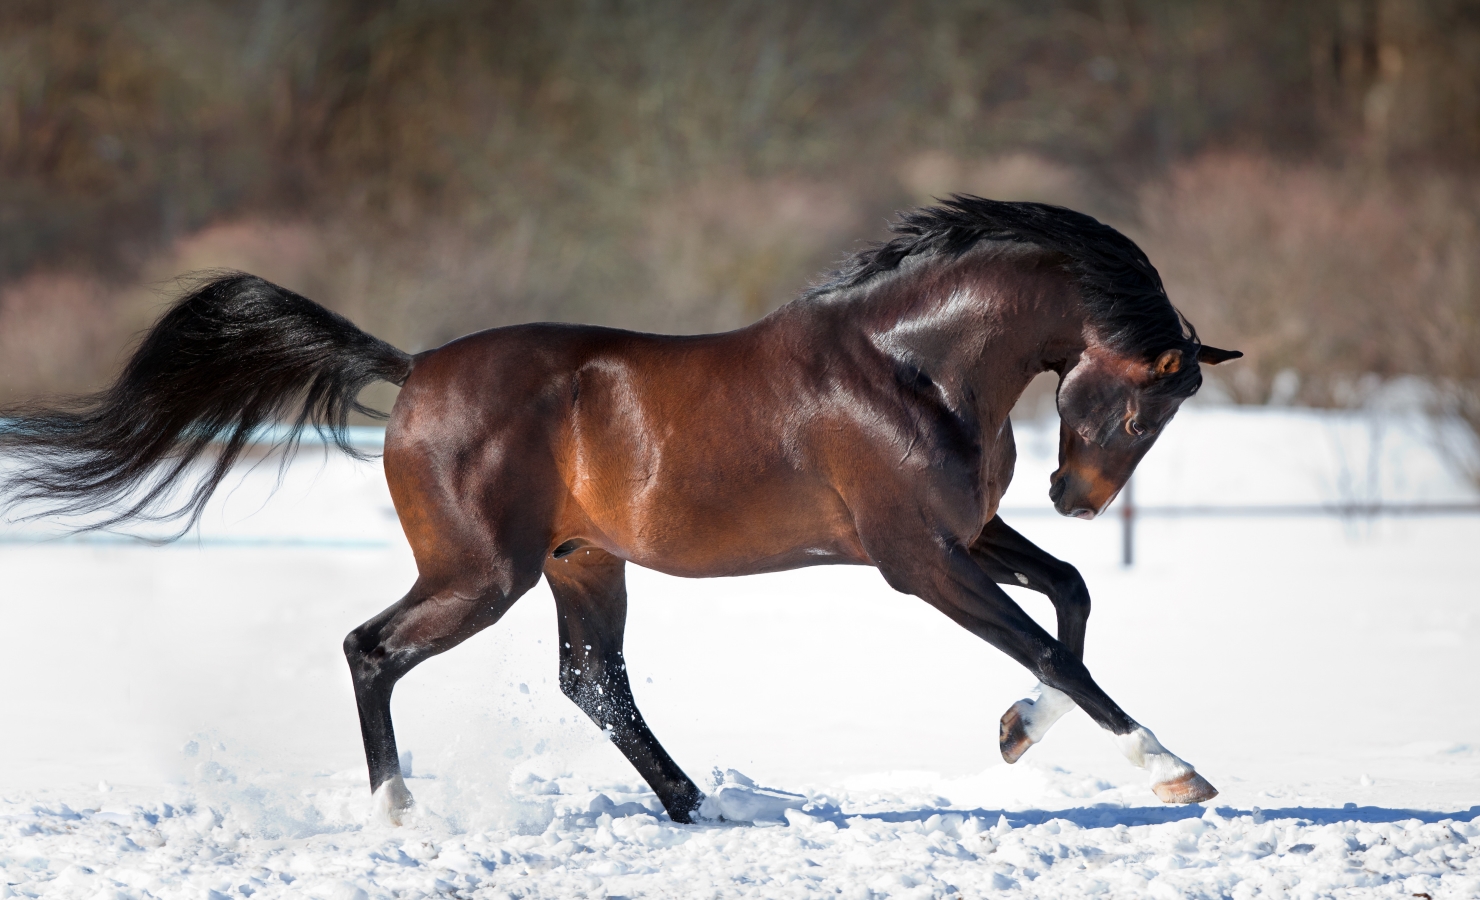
[[1196, 345, 1244, 366], [1153, 349, 1182, 377]]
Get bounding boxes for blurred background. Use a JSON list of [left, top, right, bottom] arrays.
[[2, 0, 1478, 468]]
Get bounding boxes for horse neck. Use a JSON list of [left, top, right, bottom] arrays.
[[853, 251, 1087, 424]]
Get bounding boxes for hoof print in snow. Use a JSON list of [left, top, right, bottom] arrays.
[[1152, 770, 1218, 804]]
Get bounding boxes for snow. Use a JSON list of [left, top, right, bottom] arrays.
[[697, 771, 807, 824], [8, 793, 1480, 899], [2, 406, 1479, 898]]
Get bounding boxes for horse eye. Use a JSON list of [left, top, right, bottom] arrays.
[[1127, 419, 1147, 437]]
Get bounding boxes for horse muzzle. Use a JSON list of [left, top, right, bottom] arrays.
[[1049, 470, 1113, 520]]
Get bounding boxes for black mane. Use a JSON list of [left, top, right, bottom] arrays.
[[807, 196, 1204, 397]]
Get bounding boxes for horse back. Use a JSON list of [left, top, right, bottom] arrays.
[[384, 322, 876, 578]]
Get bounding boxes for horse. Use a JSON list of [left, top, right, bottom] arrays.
[[0, 196, 1241, 824]]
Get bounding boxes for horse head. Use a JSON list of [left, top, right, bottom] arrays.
[[1050, 343, 1242, 518]]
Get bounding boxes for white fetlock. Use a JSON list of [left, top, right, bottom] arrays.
[[1115, 725, 1194, 784], [1019, 683, 1077, 743], [1114, 725, 1217, 803], [372, 773, 415, 826]]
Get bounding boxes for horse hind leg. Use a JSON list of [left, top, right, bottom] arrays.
[[343, 563, 541, 823], [545, 547, 705, 823]]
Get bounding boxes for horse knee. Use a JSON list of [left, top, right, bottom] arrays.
[[558, 652, 595, 703], [560, 656, 629, 725], [1048, 564, 1091, 618], [558, 667, 581, 701], [1034, 643, 1088, 686]]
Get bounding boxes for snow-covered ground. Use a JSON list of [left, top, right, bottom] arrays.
[[2, 406, 1479, 899]]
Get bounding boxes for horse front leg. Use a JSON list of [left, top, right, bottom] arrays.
[[970, 515, 1091, 763], [877, 537, 1217, 804], [545, 548, 705, 823]]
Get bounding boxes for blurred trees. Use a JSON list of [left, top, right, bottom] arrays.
[[2, 0, 1478, 444], [1140, 157, 1480, 404]]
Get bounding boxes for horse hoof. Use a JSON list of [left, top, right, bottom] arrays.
[[999, 701, 1035, 764], [372, 775, 415, 826], [1152, 771, 1218, 804]]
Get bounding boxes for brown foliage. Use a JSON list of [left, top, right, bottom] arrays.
[[1138, 155, 1480, 423], [0, 0, 1370, 291]]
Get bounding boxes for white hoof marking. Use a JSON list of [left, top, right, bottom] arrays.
[[1115, 725, 1195, 786], [1018, 683, 1077, 743]]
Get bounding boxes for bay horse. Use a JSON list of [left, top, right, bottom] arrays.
[[0, 197, 1240, 823]]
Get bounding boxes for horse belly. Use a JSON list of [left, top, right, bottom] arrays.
[[567, 464, 866, 578]]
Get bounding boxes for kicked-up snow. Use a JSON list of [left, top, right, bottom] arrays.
[[6, 774, 1480, 898], [2, 406, 1479, 898]]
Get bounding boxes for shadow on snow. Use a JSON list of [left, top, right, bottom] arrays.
[[794, 803, 1480, 830]]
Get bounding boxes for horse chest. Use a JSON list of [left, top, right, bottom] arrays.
[[881, 393, 1017, 535], [980, 421, 1018, 521]]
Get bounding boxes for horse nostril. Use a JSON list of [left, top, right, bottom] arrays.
[[1048, 477, 1067, 505]]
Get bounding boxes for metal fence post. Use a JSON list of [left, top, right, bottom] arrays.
[[1121, 475, 1135, 567]]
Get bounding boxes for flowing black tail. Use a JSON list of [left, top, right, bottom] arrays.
[[0, 272, 412, 535]]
